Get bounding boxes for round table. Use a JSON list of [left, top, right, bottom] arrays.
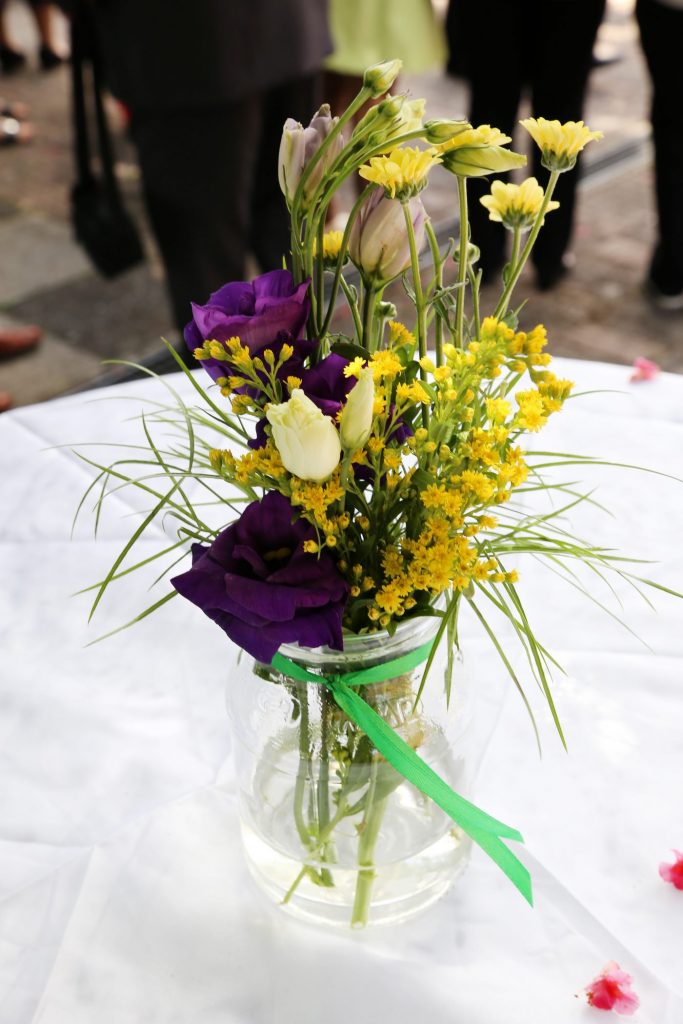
[[1, 358, 681, 1024]]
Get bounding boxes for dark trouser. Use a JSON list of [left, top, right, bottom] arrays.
[[131, 76, 318, 334], [637, 0, 683, 295], [449, 0, 604, 280]]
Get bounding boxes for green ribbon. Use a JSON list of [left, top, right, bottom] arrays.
[[271, 641, 533, 906]]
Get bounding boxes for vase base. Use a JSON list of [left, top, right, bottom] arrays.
[[241, 822, 471, 928]]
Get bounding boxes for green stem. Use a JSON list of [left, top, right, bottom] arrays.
[[293, 686, 312, 849], [468, 265, 482, 339], [281, 796, 350, 905], [318, 184, 375, 339], [350, 760, 389, 928], [403, 201, 429, 428], [315, 217, 325, 338], [340, 277, 363, 341], [455, 175, 469, 349], [316, 692, 335, 879], [509, 225, 521, 277], [494, 170, 561, 318], [361, 281, 378, 353], [425, 220, 444, 366]]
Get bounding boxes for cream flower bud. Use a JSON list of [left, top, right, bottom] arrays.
[[266, 390, 341, 481], [340, 367, 375, 451], [278, 105, 344, 206], [363, 59, 402, 97], [349, 190, 426, 283]]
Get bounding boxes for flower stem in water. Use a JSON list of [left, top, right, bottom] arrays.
[[351, 759, 389, 928]]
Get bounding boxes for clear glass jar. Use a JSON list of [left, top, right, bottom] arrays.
[[227, 613, 472, 928]]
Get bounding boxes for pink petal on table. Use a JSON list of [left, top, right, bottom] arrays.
[[585, 962, 640, 1015], [630, 357, 660, 382], [659, 849, 683, 890]]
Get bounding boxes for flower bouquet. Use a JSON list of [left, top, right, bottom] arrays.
[[77, 60, 670, 928]]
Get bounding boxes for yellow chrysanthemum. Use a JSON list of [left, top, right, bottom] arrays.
[[313, 229, 345, 264], [437, 124, 511, 153], [520, 117, 603, 172], [358, 146, 440, 199], [480, 177, 559, 231], [437, 124, 526, 178]]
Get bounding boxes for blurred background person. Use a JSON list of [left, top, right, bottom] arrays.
[[446, 0, 605, 290], [636, 0, 683, 310], [322, 0, 445, 224], [0, 1, 65, 72], [79, 0, 330, 343], [325, 0, 445, 117]]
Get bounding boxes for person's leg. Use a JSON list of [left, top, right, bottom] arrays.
[[0, 0, 27, 72], [529, 0, 605, 286], [132, 98, 261, 334], [462, 2, 525, 281], [250, 75, 320, 273], [32, 3, 66, 69], [637, 0, 683, 300]]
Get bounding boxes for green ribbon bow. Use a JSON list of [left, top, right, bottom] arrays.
[[271, 641, 532, 905]]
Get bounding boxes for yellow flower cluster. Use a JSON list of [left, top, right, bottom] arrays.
[[364, 517, 517, 625], [290, 474, 345, 537], [209, 443, 286, 485], [358, 146, 440, 199], [514, 372, 573, 431]]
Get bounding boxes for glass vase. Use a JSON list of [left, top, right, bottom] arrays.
[[227, 613, 472, 928]]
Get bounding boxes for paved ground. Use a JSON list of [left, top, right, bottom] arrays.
[[0, 0, 680, 409]]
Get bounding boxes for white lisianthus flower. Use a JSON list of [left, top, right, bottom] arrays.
[[266, 390, 341, 481], [340, 367, 375, 451]]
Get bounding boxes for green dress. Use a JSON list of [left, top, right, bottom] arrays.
[[325, 0, 447, 75]]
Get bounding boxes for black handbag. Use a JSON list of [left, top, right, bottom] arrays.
[[70, 3, 144, 278]]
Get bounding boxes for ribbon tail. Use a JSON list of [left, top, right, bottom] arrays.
[[330, 680, 533, 906]]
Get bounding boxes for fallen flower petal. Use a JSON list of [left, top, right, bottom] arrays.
[[630, 356, 660, 382], [659, 849, 683, 890], [585, 962, 640, 1015]]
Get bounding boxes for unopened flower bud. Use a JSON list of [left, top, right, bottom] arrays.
[[377, 300, 398, 320], [349, 190, 426, 284], [423, 119, 470, 144], [340, 367, 375, 450], [453, 242, 480, 266], [363, 59, 402, 97], [278, 104, 344, 206], [377, 94, 405, 120]]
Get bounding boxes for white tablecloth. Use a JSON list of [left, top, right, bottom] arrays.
[[1, 359, 682, 1024]]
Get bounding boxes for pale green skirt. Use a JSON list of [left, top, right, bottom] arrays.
[[325, 0, 447, 75]]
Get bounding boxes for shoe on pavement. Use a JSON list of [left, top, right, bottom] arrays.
[[644, 279, 683, 312]]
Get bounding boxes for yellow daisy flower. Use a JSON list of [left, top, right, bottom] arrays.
[[437, 124, 511, 152], [520, 117, 603, 172], [480, 177, 560, 231], [313, 229, 345, 265], [358, 146, 440, 200], [436, 124, 526, 178]]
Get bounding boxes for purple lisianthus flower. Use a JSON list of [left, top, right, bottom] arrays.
[[171, 492, 348, 664], [184, 270, 314, 382]]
